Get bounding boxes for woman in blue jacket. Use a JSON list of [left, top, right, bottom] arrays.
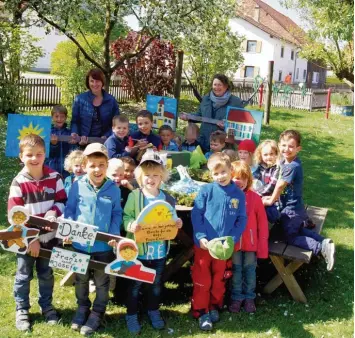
[[71, 68, 120, 145]]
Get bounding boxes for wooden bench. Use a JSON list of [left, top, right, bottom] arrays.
[[263, 206, 328, 303]]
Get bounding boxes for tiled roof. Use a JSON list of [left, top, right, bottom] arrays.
[[227, 109, 256, 124]]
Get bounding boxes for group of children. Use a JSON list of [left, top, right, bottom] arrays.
[[8, 103, 336, 335]]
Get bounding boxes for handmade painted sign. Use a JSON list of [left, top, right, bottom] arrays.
[[0, 206, 39, 254], [5, 114, 51, 157], [134, 200, 178, 243], [49, 247, 90, 274], [56, 218, 98, 246], [105, 239, 156, 283], [146, 94, 177, 131], [225, 107, 263, 144]]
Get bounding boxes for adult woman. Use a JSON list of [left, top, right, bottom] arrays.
[[181, 74, 244, 152], [71, 68, 120, 144]]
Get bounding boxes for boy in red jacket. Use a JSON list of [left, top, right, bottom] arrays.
[[230, 161, 269, 313]]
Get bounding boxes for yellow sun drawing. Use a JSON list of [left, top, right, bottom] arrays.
[[17, 122, 44, 140]]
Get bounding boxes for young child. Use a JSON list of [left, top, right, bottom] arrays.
[[128, 110, 162, 161], [104, 114, 131, 159], [263, 130, 335, 271], [205, 130, 226, 160], [159, 125, 179, 151], [223, 149, 238, 162], [181, 123, 201, 152], [253, 140, 280, 224], [229, 161, 268, 313], [123, 152, 182, 334], [191, 153, 247, 331], [107, 158, 134, 207], [121, 156, 136, 182], [64, 143, 122, 335], [237, 139, 256, 168], [8, 134, 67, 332], [46, 105, 74, 178], [63, 150, 86, 195]]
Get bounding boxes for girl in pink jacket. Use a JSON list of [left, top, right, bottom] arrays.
[[229, 161, 269, 313]]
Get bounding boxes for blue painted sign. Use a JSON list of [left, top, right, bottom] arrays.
[[146, 94, 177, 131]]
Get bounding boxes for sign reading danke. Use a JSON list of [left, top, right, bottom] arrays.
[[49, 247, 90, 274], [56, 218, 98, 246]]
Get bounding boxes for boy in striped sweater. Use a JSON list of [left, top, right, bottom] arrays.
[[8, 134, 67, 332]]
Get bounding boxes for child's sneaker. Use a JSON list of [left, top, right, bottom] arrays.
[[244, 299, 256, 313], [125, 314, 141, 334], [42, 307, 60, 325], [148, 309, 165, 330], [71, 306, 90, 331], [209, 309, 219, 323], [80, 311, 102, 336], [198, 313, 213, 331], [229, 300, 243, 313], [321, 239, 335, 271], [16, 309, 31, 331]]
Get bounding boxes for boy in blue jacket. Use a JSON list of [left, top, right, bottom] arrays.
[[64, 143, 122, 336], [191, 152, 247, 331]]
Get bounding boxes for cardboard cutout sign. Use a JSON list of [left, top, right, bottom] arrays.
[[49, 247, 90, 274], [146, 94, 177, 131], [134, 201, 178, 243], [0, 206, 39, 254], [105, 239, 156, 283]]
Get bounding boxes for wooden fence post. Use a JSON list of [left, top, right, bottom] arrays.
[[264, 61, 274, 125], [325, 88, 331, 119], [174, 50, 184, 129]]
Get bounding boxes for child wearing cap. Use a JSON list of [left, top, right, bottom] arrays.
[[238, 139, 256, 169], [123, 151, 183, 334], [64, 143, 122, 336], [191, 153, 247, 331]]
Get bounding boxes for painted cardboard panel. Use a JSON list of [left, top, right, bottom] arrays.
[[49, 247, 90, 274], [146, 94, 177, 131]]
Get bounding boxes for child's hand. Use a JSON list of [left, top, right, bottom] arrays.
[[262, 196, 273, 206], [43, 210, 57, 230], [27, 239, 40, 257], [121, 180, 133, 190], [137, 139, 148, 149], [129, 221, 141, 233], [50, 134, 58, 145], [62, 236, 72, 245], [199, 238, 209, 250], [175, 218, 183, 229], [108, 239, 118, 248], [125, 146, 132, 153]]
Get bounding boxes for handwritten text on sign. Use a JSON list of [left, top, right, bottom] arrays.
[[56, 218, 98, 246], [49, 247, 90, 274], [135, 221, 178, 243]]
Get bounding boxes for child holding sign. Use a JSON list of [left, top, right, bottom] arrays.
[[64, 143, 122, 336], [123, 151, 182, 334]]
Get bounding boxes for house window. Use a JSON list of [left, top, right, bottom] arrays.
[[244, 66, 254, 78], [303, 69, 307, 79], [312, 72, 319, 83], [281, 46, 284, 58], [247, 40, 257, 53], [278, 71, 282, 81], [296, 68, 299, 79], [291, 50, 294, 60]]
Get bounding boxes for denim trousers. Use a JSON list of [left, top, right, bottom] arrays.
[[231, 251, 257, 301], [14, 253, 54, 311], [75, 250, 115, 314], [126, 258, 166, 315]]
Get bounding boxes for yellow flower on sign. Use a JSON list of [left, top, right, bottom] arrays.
[[17, 122, 44, 140]]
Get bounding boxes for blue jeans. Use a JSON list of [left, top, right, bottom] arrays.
[[14, 254, 54, 311], [75, 250, 115, 314], [126, 258, 166, 315], [231, 251, 257, 301]]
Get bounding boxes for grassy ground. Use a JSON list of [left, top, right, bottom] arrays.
[[0, 99, 353, 337]]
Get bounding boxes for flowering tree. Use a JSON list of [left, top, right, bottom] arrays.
[[111, 32, 175, 102]]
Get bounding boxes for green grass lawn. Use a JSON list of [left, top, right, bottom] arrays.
[[0, 102, 353, 337]]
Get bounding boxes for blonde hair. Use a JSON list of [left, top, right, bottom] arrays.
[[231, 160, 253, 191], [207, 152, 231, 171], [19, 134, 45, 154], [254, 139, 279, 166], [107, 158, 124, 179], [134, 161, 168, 188], [64, 150, 85, 172]]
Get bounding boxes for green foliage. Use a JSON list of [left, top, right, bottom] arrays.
[[50, 34, 103, 108], [0, 22, 42, 114], [330, 93, 353, 106]]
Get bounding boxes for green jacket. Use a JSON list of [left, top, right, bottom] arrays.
[[123, 189, 175, 256]]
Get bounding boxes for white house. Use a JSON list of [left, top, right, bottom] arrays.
[[226, 109, 256, 140]]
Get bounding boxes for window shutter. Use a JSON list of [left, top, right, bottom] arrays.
[[254, 67, 260, 76], [242, 40, 247, 52], [240, 66, 245, 78], [256, 41, 262, 53]]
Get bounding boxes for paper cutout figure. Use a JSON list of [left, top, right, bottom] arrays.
[[0, 206, 39, 254], [225, 107, 263, 144], [134, 200, 178, 243], [6, 114, 51, 157], [146, 94, 177, 131], [105, 239, 156, 284]]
